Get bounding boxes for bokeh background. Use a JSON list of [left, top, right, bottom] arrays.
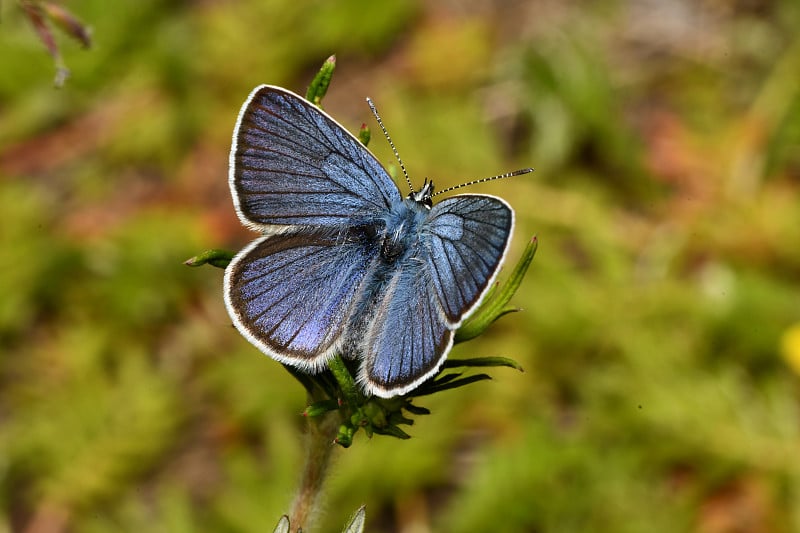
[[2, 1, 800, 532]]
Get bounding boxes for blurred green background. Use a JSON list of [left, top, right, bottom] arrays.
[[2, 1, 800, 532]]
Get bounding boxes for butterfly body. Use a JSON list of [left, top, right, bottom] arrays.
[[378, 190, 430, 262], [225, 85, 514, 397]]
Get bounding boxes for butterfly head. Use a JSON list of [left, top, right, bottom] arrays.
[[408, 179, 434, 209]]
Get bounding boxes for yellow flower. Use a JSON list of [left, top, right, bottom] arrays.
[[780, 323, 800, 376]]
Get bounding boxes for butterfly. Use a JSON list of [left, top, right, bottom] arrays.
[[224, 85, 520, 398]]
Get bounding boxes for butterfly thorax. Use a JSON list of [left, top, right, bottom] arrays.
[[378, 184, 432, 264]]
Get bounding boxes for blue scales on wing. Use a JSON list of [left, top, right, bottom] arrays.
[[360, 194, 513, 396], [360, 259, 453, 397], [224, 228, 378, 369], [423, 195, 513, 323], [230, 86, 402, 230]]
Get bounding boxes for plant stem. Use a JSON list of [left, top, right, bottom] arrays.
[[289, 408, 340, 532]]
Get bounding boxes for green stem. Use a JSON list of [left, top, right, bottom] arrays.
[[289, 407, 340, 532]]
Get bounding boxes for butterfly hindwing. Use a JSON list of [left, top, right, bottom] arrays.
[[360, 257, 454, 397], [224, 227, 379, 370], [424, 194, 514, 324], [230, 86, 402, 230], [360, 195, 514, 397]]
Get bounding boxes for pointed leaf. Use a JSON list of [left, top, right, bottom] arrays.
[[444, 356, 524, 372], [42, 2, 91, 48], [411, 374, 492, 396], [372, 424, 411, 439], [403, 403, 430, 415], [304, 400, 340, 418], [342, 505, 367, 533], [427, 372, 464, 386], [272, 515, 290, 533], [455, 236, 537, 342], [183, 249, 235, 268], [306, 55, 336, 107], [358, 124, 371, 147]]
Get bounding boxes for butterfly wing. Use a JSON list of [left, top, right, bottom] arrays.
[[230, 85, 402, 231], [423, 194, 514, 324], [361, 194, 514, 397], [224, 227, 378, 369], [359, 259, 454, 397]]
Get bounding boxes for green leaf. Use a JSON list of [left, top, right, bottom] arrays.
[[183, 249, 235, 268], [403, 403, 430, 415], [444, 356, 524, 372], [305, 55, 337, 107], [327, 355, 362, 409], [372, 424, 411, 439], [412, 374, 493, 396], [455, 236, 538, 342], [304, 400, 340, 418], [358, 124, 371, 147], [424, 372, 464, 386]]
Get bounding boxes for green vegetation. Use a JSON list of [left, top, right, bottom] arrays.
[[1, 1, 799, 532]]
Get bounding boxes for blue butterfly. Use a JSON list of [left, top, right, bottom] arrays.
[[224, 85, 516, 398]]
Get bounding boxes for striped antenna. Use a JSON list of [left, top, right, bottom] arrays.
[[432, 167, 534, 196], [366, 97, 414, 193]]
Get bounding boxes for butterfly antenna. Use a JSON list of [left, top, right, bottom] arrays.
[[366, 97, 414, 193], [432, 167, 534, 196]]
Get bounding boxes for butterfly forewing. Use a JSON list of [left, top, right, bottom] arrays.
[[230, 86, 402, 230]]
